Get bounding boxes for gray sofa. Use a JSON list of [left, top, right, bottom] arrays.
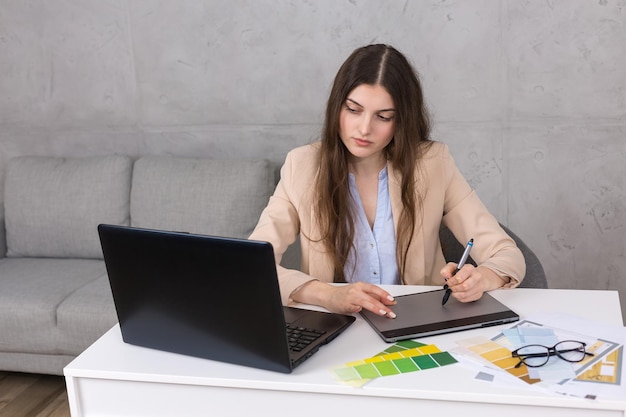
[[0, 154, 276, 375], [0, 153, 545, 377]]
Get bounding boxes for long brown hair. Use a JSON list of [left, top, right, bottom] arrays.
[[314, 44, 432, 282]]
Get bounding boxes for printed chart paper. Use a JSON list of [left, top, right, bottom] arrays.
[[453, 315, 624, 400]]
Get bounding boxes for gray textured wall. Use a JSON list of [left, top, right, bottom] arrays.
[[1, 1, 625, 319]]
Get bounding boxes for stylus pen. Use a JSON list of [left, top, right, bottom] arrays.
[[442, 238, 474, 306]]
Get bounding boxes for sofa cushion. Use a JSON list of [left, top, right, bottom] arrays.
[[4, 155, 132, 259], [131, 156, 274, 238], [0, 258, 108, 355], [56, 275, 118, 354]]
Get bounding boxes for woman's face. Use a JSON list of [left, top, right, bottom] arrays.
[[339, 84, 396, 167]]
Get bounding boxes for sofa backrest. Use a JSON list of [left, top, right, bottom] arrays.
[[2, 154, 275, 260], [130, 156, 274, 239], [4, 155, 133, 259]]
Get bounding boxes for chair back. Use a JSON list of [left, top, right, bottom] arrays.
[[439, 224, 547, 289]]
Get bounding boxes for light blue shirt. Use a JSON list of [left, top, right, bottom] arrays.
[[344, 166, 400, 285]]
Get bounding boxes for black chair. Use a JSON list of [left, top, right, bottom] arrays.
[[439, 224, 547, 289]]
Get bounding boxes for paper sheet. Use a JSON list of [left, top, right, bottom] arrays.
[[452, 312, 625, 401]]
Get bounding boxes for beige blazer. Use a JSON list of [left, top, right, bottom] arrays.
[[249, 142, 526, 305]]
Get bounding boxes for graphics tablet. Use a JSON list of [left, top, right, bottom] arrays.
[[360, 289, 519, 342]]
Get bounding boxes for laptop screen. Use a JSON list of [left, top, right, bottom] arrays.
[[98, 224, 354, 373]]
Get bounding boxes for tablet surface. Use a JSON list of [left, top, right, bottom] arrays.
[[360, 289, 519, 342]]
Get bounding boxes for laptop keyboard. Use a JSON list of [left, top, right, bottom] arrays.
[[286, 325, 326, 352]]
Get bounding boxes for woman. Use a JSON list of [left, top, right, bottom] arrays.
[[249, 44, 525, 318]]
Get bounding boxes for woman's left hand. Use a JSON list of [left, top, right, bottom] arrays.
[[440, 264, 507, 302]]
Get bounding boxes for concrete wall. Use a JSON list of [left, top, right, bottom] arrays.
[[1, 1, 624, 319]]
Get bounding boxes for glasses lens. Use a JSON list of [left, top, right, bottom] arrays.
[[516, 345, 549, 367], [555, 341, 587, 362]]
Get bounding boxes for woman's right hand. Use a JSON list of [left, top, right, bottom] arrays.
[[291, 280, 397, 318]]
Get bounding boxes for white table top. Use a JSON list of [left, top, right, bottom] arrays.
[[65, 287, 625, 411]]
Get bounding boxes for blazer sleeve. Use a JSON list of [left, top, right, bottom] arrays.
[[248, 147, 320, 304], [440, 147, 526, 287]]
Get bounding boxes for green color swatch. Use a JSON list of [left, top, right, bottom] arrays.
[[333, 341, 458, 383]]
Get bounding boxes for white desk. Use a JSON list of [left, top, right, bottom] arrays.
[[64, 287, 625, 417]]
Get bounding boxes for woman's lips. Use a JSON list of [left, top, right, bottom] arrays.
[[353, 138, 371, 146]]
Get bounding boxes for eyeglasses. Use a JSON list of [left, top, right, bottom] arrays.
[[511, 340, 594, 368]]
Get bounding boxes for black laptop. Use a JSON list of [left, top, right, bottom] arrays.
[[97, 224, 355, 374]]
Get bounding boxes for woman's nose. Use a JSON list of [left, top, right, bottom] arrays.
[[358, 114, 372, 136]]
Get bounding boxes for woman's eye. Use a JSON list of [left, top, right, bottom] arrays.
[[378, 114, 393, 122], [346, 105, 358, 113]]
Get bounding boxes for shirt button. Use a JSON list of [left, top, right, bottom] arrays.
[[373, 271, 378, 275]]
